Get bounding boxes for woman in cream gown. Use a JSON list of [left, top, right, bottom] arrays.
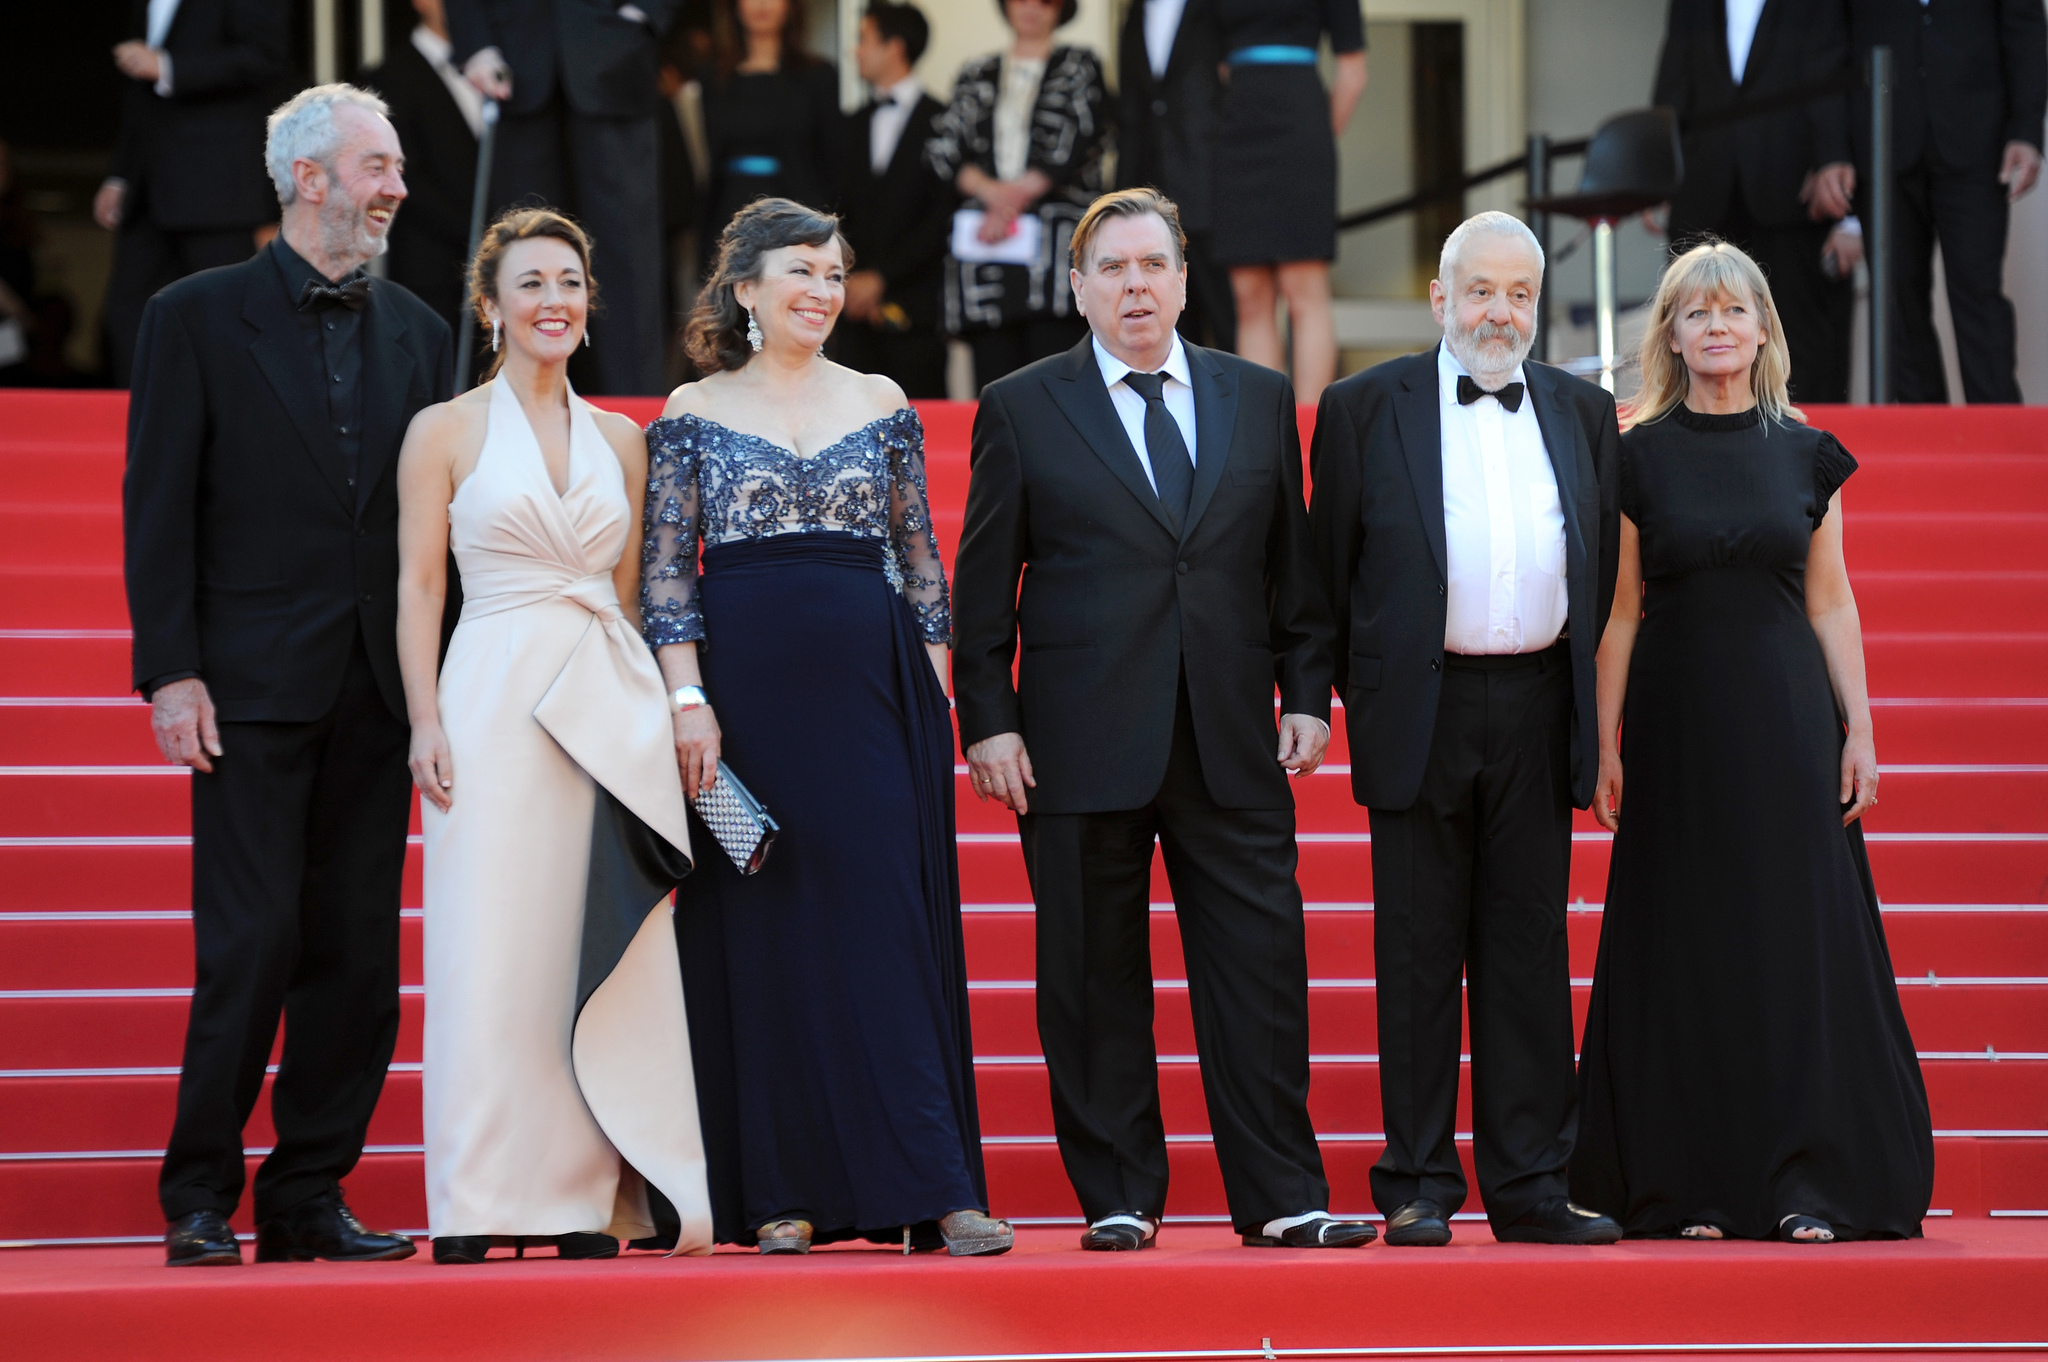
[[396, 209, 713, 1264]]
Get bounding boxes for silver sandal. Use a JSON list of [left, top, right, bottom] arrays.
[[938, 1209, 1014, 1257], [756, 1218, 813, 1254]]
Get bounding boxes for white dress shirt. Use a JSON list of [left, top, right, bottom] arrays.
[[868, 74, 925, 175], [1725, 0, 1768, 84], [1144, 0, 1191, 79], [1437, 344, 1568, 655], [147, 0, 181, 96], [1094, 334, 1198, 493], [413, 25, 488, 139]]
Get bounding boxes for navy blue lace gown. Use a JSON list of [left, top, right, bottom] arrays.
[[639, 406, 986, 1247]]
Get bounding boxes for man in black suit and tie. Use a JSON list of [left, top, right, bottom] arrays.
[[96, 0, 290, 386], [1308, 212, 1623, 1248], [1849, 0, 2045, 403], [954, 188, 1375, 1252], [449, 0, 676, 393], [835, 1, 952, 398], [1115, 0, 1233, 352], [1654, 0, 1859, 402], [124, 85, 453, 1267]]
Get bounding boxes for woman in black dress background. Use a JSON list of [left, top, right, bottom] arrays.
[[1210, 0, 1367, 407], [1573, 241, 1933, 1243], [697, 0, 842, 253]]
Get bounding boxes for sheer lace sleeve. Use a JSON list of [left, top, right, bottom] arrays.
[[640, 415, 706, 646], [882, 409, 953, 645]]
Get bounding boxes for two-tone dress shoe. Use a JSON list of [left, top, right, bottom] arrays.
[[254, 1192, 417, 1262], [165, 1209, 241, 1266], [1242, 1214, 1378, 1248], [1384, 1199, 1453, 1247], [1079, 1213, 1157, 1251], [1495, 1197, 1623, 1245]]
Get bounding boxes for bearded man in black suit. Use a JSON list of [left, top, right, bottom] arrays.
[[953, 188, 1375, 1253], [124, 84, 453, 1268]]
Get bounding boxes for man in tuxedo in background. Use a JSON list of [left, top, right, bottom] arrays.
[[125, 85, 452, 1267], [96, 0, 289, 386], [835, 1, 952, 399], [1308, 212, 1622, 1248], [1115, 0, 1233, 352], [1653, 0, 1858, 402], [1849, 0, 2044, 403], [362, 0, 484, 353], [450, 0, 675, 394], [954, 188, 1376, 1253]]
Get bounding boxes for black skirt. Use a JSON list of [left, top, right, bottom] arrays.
[[1212, 66, 1339, 266]]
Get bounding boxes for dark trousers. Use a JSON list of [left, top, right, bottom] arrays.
[[494, 100, 664, 395], [1018, 683, 1328, 1231], [159, 634, 413, 1223], [1366, 645, 1577, 1231], [1672, 192, 1853, 404], [835, 321, 949, 399], [1890, 159, 2020, 404], [969, 316, 1089, 392], [104, 219, 256, 387], [1178, 229, 1238, 354]]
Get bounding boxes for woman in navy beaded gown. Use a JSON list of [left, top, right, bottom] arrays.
[[636, 198, 1008, 1256]]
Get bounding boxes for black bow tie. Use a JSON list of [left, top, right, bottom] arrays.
[[297, 276, 371, 313], [1457, 375, 1525, 412]]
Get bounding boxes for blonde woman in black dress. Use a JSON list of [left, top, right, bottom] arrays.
[[1572, 241, 1933, 1242]]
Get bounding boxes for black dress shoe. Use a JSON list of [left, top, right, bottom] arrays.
[[1079, 1213, 1157, 1251], [165, 1209, 241, 1267], [553, 1232, 619, 1259], [1384, 1199, 1453, 1247], [1495, 1197, 1623, 1245], [433, 1235, 494, 1265], [254, 1193, 417, 1263], [1242, 1216, 1378, 1247]]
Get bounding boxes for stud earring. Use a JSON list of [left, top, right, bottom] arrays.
[[490, 319, 501, 352], [745, 306, 764, 353]]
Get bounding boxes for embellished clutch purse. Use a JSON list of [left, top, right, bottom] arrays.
[[690, 761, 779, 875]]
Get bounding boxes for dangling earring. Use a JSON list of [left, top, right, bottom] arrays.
[[583, 325, 592, 349], [490, 319, 501, 352], [745, 306, 764, 353]]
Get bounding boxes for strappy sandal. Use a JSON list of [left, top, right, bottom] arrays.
[[756, 1218, 814, 1254], [1679, 1223, 1725, 1239], [1778, 1214, 1836, 1243], [937, 1209, 1015, 1256]]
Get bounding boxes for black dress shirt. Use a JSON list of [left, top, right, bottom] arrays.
[[270, 236, 365, 491]]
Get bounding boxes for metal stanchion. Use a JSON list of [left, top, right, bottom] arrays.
[[1526, 133, 1551, 364], [1592, 219, 1618, 392], [1868, 46, 1893, 405], [452, 100, 500, 392]]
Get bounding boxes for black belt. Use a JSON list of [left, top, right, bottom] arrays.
[[1443, 638, 1570, 672]]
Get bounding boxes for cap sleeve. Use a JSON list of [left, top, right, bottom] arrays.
[[1325, 0, 1367, 53], [1812, 430, 1858, 529]]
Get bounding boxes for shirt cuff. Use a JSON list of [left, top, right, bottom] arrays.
[[142, 669, 200, 701], [154, 51, 174, 98], [1835, 215, 1862, 236]]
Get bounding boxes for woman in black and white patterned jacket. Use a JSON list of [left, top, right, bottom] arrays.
[[926, 0, 1106, 390]]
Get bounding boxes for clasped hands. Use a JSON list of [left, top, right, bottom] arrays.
[[965, 716, 1329, 816]]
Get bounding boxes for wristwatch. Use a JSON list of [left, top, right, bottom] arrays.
[[669, 685, 710, 713]]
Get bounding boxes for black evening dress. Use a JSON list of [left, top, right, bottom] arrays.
[[697, 59, 843, 252], [1210, 0, 1366, 266], [640, 407, 987, 1247], [1571, 405, 1934, 1241]]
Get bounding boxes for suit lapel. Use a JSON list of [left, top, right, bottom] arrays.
[[1178, 343, 1237, 543], [1045, 338, 1179, 540], [885, 97, 938, 186], [1526, 364, 1588, 569], [241, 258, 354, 513], [1742, 0, 1786, 89], [356, 283, 415, 517], [1393, 349, 1448, 583]]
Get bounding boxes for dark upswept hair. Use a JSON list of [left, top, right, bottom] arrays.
[[466, 206, 597, 379], [712, 0, 812, 81], [684, 197, 853, 373], [995, 0, 1079, 28]]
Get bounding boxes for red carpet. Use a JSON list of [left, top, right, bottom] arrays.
[[0, 391, 2044, 1357]]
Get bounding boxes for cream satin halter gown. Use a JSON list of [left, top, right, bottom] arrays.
[[421, 378, 712, 1251]]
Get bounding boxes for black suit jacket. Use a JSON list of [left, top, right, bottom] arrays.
[[446, 0, 676, 119], [1848, 0, 2048, 175], [838, 93, 954, 333], [123, 249, 455, 723], [361, 33, 480, 338], [1307, 347, 1621, 813], [111, 0, 288, 232], [954, 339, 1335, 816], [1115, 0, 1225, 231], [1655, 0, 1853, 229]]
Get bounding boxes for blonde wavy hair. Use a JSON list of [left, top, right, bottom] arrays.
[[1622, 238, 1803, 431]]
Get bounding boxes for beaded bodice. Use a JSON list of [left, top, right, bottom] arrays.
[[639, 407, 952, 647]]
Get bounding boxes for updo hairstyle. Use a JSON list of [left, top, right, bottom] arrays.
[[683, 197, 852, 374], [466, 206, 598, 379]]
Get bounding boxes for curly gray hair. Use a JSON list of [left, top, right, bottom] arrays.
[[265, 84, 391, 207]]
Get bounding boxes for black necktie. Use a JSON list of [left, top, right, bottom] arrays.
[[1121, 370, 1194, 526], [1457, 374, 1525, 412], [298, 276, 371, 313]]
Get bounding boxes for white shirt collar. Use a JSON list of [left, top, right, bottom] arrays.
[[875, 73, 923, 107], [1437, 340, 1527, 399], [1093, 332, 1193, 392]]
